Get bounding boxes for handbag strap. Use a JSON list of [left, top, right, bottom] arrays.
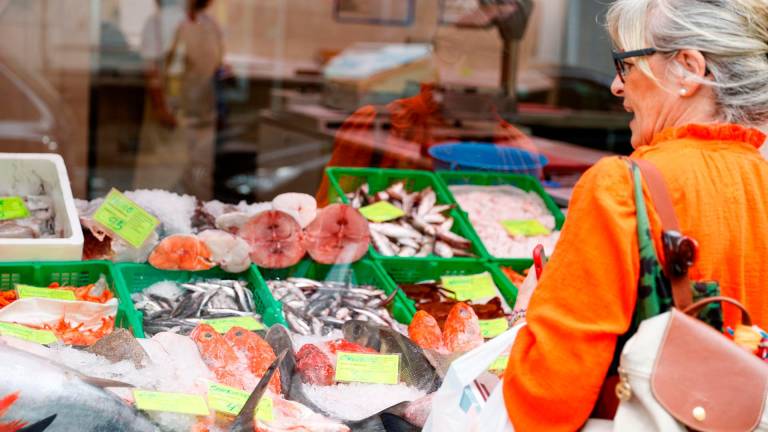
[[631, 159, 694, 310], [683, 296, 753, 326]]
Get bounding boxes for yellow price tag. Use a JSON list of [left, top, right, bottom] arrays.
[[441, 272, 497, 301], [204, 316, 265, 334], [479, 318, 509, 339], [500, 219, 551, 237], [490, 355, 509, 373], [133, 390, 209, 416], [207, 383, 273, 421], [0, 197, 29, 221], [93, 189, 159, 248], [16, 284, 76, 301], [335, 352, 400, 385], [0, 322, 58, 345], [359, 201, 405, 223]]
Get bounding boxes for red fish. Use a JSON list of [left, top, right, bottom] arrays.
[[148, 235, 214, 271], [190, 324, 245, 389], [0, 392, 26, 432], [295, 344, 335, 386], [443, 302, 484, 353], [224, 327, 282, 394], [324, 339, 376, 355], [408, 310, 445, 351]]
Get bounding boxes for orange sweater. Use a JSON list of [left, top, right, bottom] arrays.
[[503, 123, 768, 431]]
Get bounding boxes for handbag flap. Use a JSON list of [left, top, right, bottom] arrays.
[[651, 309, 768, 431]]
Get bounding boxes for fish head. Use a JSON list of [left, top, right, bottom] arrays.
[[190, 323, 223, 350]]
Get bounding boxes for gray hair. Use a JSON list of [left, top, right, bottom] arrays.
[[606, 0, 768, 126]]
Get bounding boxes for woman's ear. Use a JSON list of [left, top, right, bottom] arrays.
[[674, 49, 708, 96]]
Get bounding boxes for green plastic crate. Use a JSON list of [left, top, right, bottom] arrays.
[[325, 167, 486, 261], [0, 260, 140, 336], [259, 258, 416, 325], [115, 263, 285, 338], [436, 170, 565, 262], [377, 258, 518, 318]]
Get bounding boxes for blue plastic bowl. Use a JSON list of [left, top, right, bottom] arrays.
[[429, 142, 549, 176]]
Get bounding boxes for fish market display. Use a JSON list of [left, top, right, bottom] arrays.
[[0, 276, 118, 345], [302, 204, 370, 265], [240, 210, 307, 269], [400, 277, 510, 326], [268, 278, 398, 336], [225, 325, 282, 394], [190, 323, 261, 391], [408, 302, 484, 354], [346, 181, 474, 258], [257, 397, 350, 432], [303, 382, 426, 422], [0, 195, 57, 239], [449, 184, 561, 257], [148, 234, 214, 271], [0, 344, 157, 431], [131, 278, 259, 336]]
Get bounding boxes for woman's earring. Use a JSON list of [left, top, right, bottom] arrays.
[[679, 88, 688, 96]]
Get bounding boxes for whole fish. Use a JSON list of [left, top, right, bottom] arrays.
[[267, 278, 398, 336], [0, 345, 157, 432], [133, 278, 259, 336], [347, 182, 474, 258]]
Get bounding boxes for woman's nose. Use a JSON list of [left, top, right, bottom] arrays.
[[611, 75, 624, 97]]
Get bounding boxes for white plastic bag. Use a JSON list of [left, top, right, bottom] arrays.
[[424, 322, 525, 432]]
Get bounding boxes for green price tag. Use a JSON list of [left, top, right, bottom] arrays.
[[441, 272, 497, 301], [359, 201, 405, 222], [0, 322, 58, 345], [207, 383, 273, 421], [0, 197, 29, 221], [490, 355, 509, 373], [133, 390, 209, 416], [204, 316, 265, 334], [93, 189, 159, 248], [500, 219, 551, 237], [335, 352, 400, 385], [479, 318, 509, 339], [16, 284, 76, 301]]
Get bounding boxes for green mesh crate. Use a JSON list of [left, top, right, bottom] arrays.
[[377, 258, 518, 319], [259, 258, 416, 325], [0, 260, 140, 337], [115, 263, 285, 338], [436, 170, 564, 263], [325, 167, 487, 261]]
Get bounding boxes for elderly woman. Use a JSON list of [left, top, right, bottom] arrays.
[[502, 0, 768, 430]]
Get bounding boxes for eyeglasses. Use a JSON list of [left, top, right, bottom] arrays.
[[612, 48, 657, 83]]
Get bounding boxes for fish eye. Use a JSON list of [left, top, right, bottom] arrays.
[[234, 330, 244, 337], [203, 332, 214, 339]]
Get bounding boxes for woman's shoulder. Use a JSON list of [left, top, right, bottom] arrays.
[[571, 156, 635, 207]]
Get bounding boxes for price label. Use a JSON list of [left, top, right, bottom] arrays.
[[479, 318, 509, 339], [335, 352, 400, 385], [93, 189, 159, 248], [207, 383, 273, 421], [133, 390, 209, 416], [16, 284, 76, 301], [500, 219, 551, 237], [359, 201, 405, 222], [204, 316, 265, 334], [441, 272, 497, 301], [490, 355, 509, 373], [0, 322, 58, 345], [0, 197, 29, 221]]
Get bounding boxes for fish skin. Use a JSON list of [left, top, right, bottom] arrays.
[[224, 326, 282, 394], [0, 347, 157, 432], [190, 323, 246, 389]]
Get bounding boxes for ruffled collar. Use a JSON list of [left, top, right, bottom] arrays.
[[650, 123, 767, 148]]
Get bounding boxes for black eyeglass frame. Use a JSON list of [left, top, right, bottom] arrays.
[[612, 48, 657, 83]]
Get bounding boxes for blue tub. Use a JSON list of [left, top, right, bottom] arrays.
[[428, 142, 548, 176]]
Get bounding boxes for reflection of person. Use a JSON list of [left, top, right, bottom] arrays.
[[315, 83, 533, 205], [502, 1, 768, 430], [168, 0, 224, 200], [134, 0, 185, 192], [134, 0, 223, 200]]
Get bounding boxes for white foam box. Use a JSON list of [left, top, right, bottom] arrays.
[[0, 153, 84, 261]]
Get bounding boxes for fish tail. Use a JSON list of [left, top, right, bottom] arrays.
[[0, 392, 20, 417], [0, 420, 28, 432]]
